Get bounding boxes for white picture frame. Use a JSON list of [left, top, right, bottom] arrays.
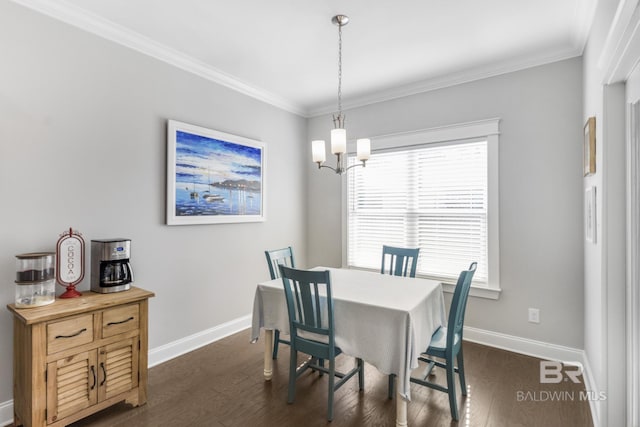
[[166, 120, 266, 225]]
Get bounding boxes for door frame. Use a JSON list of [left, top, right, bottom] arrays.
[[600, 1, 640, 425]]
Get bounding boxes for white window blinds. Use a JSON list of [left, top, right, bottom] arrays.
[[347, 140, 488, 284]]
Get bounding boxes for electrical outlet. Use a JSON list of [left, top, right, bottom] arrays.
[[528, 308, 540, 324]]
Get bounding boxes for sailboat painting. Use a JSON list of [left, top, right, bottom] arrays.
[[166, 120, 265, 225]]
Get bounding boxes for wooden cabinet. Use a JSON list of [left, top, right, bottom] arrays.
[[7, 287, 154, 427]]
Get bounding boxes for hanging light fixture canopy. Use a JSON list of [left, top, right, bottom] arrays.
[[312, 14, 370, 175]]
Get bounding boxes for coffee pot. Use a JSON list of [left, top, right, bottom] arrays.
[[90, 239, 133, 293]]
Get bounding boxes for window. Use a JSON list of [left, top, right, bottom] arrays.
[[344, 119, 500, 297]]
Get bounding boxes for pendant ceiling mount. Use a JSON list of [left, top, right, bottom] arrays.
[[332, 15, 349, 27]]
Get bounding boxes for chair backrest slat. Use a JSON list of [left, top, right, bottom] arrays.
[[265, 246, 295, 280], [381, 245, 420, 278], [299, 280, 317, 327], [313, 282, 323, 327], [294, 280, 304, 324]]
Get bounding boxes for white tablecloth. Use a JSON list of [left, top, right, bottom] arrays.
[[251, 267, 446, 401]]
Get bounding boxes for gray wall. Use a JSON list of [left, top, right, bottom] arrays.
[[0, 0, 592, 413], [307, 57, 585, 349], [0, 2, 307, 404]]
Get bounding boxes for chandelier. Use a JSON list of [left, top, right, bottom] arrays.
[[312, 15, 370, 175]]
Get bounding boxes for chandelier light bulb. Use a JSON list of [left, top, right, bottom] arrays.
[[312, 140, 327, 163], [356, 138, 371, 161], [331, 129, 347, 154]]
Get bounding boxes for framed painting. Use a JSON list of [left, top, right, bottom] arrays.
[[584, 117, 596, 176], [166, 120, 265, 225]]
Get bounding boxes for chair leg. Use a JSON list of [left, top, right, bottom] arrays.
[[272, 329, 280, 360], [387, 374, 395, 399], [446, 361, 459, 421], [309, 357, 325, 376], [328, 358, 336, 421], [358, 358, 365, 391], [457, 349, 467, 396], [287, 347, 297, 404]]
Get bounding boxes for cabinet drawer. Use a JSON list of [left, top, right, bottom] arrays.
[[47, 314, 94, 355], [102, 304, 139, 338]]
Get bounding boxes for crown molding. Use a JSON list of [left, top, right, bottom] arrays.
[[308, 46, 583, 117], [599, 0, 640, 84], [10, 0, 307, 116], [11, 0, 589, 119]]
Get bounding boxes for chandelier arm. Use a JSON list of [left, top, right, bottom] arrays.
[[345, 161, 367, 172], [318, 164, 338, 172], [316, 157, 367, 175]]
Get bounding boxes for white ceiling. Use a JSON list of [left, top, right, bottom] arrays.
[[13, 0, 597, 117]]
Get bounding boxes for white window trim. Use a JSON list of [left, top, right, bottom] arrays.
[[341, 118, 501, 300]]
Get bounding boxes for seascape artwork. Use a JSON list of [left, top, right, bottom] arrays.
[[167, 120, 265, 225]]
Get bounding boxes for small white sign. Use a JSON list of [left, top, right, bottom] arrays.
[[56, 228, 85, 286]]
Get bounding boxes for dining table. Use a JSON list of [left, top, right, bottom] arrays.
[[251, 266, 447, 427]]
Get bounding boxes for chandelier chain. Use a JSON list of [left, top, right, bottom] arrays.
[[337, 21, 343, 118]]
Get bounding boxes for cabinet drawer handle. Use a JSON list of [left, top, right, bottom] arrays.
[[100, 362, 107, 386], [90, 365, 97, 390], [55, 328, 87, 339], [107, 316, 134, 326]]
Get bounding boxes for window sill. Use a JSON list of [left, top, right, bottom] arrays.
[[440, 282, 502, 300]]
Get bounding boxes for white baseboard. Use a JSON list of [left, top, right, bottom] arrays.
[[463, 326, 584, 361], [464, 326, 599, 427], [148, 314, 251, 367], [0, 399, 13, 427]]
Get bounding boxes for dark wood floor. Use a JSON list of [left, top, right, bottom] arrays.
[[60, 329, 592, 427]]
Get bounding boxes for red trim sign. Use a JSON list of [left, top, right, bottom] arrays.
[[56, 228, 85, 286]]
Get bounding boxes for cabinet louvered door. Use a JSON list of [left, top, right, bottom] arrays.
[[98, 338, 139, 401], [46, 350, 98, 424]]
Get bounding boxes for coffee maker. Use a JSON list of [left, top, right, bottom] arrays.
[[91, 239, 134, 293]]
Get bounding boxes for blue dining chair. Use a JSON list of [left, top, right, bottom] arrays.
[[381, 244, 420, 398], [264, 247, 295, 359], [380, 245, 420, 278], [279, 265, 364, 421], [409, 262, 477, 421]]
